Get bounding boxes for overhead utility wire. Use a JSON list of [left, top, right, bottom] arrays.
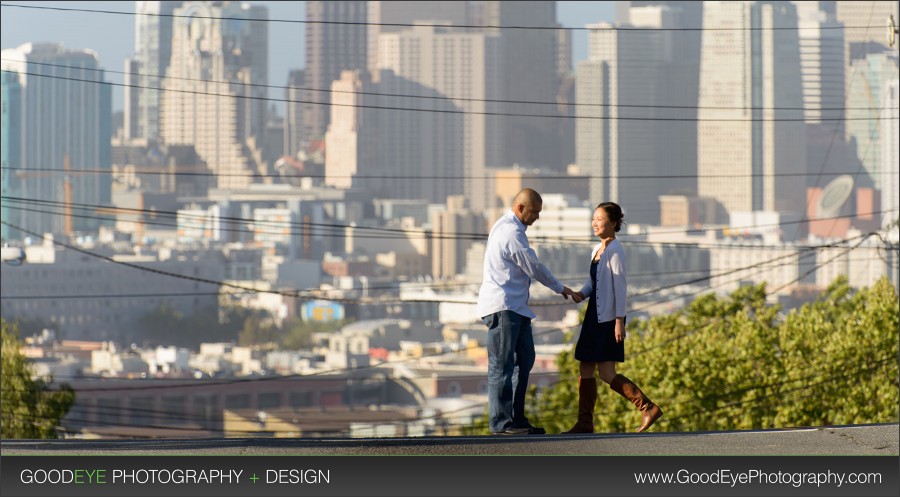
[[1, 217, 878, 314], [6, 257, 884, 302], [5, 70, 896, 123], [0, 3, 880, 32], [790, 1, 879, 241], [4, 165, 893, 181], [14, 232, 892, 429], [630, 229, 881, 355], [12, 354, 892, 434], [8, 59, 894, 114], [6, 197, 894, 247], [23, 230, 885, 397]]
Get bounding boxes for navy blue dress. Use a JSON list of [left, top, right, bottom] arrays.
[[574, 260, 625, 362]]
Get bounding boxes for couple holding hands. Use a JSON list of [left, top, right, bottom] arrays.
[[477, 189, 662, 435]]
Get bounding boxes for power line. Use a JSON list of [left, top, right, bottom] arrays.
[[5, 70, 897, 123], [7, 231, 892, 430], [2, 215, 883, 314], [8, 59, 895, 114], [6, 196, 895, 246], [0, 3, 883, 32], [4, 165, 895, 181], [16, 341, 893, 433], [6, 237, 890, 416], [5, 257, 878, 302], [630, 230, 883, 354], [789, 1, 881, 241]]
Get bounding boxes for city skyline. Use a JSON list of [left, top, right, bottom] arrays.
[[0, 1, 615, 112]]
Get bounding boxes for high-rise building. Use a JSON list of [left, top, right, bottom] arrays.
[[882, 78, 899, 235], [366, 1, 468, 74], [324, 69, 463, 202], [124, 1, 180, 141], [697, 1, 806, 217], [303, 1, 368, 142], [576, 5, 695, 225], [376, 25, 501, 211], [430, 196, 483, 278], [555, 24, 573, 78], [835, 1, 899, 67], [835, 1, 898, 173], [160, 1, 268, 190], [796, 3, 846, 127], [483, 1, 562, 170], [284, 69, 305, 159], [1, 43, 112, 238], [0, 71, 22, 241], [846, 52, 898, 189]]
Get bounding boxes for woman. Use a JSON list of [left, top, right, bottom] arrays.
[[565, 202, 662, 434]]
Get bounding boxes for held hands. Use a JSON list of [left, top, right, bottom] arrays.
[[561, 286, 584, 304]]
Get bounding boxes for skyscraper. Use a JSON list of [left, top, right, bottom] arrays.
[[796, 3, 846, 129], [835, 1, 899, 67], [835, 1, 898, 174], [1, 43, 112, 238], [576, 5, 697, 225], [376, 24, 501, 211], [796, 2, 852, 191], [366, 1, 468, 75], [284, 69, 305, 158], [160, 1, 268, 190], [882, 78, 899, 234], [324, 69, 464, 202], [483, 1, 562, 170], [846, 52, 899, 189], [697, 1, 806, 217], [303, 1, 368, 142], [124, 1, 180, 141], [0, 71, 22, 241]]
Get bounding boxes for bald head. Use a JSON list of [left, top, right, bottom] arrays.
[[513, 188, 542, 209], [512, 188, 543, 226]]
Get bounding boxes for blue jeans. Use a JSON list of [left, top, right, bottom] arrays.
[[483, 310, 535, 433]]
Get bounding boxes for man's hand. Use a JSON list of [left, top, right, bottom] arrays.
[[562, 286, 584, 303]]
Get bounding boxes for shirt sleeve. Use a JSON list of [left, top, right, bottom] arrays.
[[508, 230, 565, 294], [609, 248, 627, 317]]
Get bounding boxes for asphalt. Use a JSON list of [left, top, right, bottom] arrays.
[[2, 423, 897, 456]]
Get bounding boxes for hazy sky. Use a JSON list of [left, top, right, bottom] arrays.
[[0, 1, 615, 111]]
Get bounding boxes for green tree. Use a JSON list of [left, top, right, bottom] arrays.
[[468, 277, 899, 434], [134, 305, 253, 349], [1, 319, 75, 439], [236, 314, 281, 346]]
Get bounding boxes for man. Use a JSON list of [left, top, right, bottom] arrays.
[[477, 188, 582, 435]]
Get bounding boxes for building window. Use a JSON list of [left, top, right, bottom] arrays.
[[258, 392, 281, 409], [225, 394, 250, 409], [288, 391, 312, 407]]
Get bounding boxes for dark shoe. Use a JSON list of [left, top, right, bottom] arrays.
[[522, 425, 546, 434], [492, 426, 530, 435], [609, 374, 663, 433], [564, 377, 597, 434]]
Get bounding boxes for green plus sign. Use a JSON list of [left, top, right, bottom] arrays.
[[250, 474, 259, 483]]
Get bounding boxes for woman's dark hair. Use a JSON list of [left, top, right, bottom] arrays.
[[596, 202, 625, 233]]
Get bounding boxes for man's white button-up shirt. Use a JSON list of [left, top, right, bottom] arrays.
[[476, 210, 564, 319]]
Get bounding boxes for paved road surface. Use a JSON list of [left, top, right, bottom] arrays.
[[2, 423, 897, 456]]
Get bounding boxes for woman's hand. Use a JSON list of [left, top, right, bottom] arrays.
[[615, 317, 626, 343]]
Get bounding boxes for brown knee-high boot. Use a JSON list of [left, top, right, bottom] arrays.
[[609, 374, 662, 433], [564, 377, 597, 434]]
